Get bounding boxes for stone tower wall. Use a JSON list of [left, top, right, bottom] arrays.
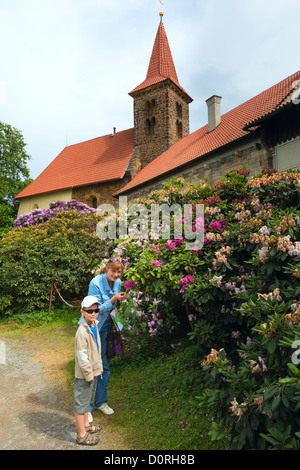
[[132, 81, 190, 168]]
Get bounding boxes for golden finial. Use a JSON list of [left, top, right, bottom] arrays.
[[159, 1, 164, 21]]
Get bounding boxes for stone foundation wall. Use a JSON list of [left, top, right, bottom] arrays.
[[121, 137, 271, 201]]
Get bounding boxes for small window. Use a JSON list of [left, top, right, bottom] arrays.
[[87, 195, 98, 209]]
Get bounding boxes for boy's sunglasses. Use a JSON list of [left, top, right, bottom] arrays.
[[84, 308, 100, 314]]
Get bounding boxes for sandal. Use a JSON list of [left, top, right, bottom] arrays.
[[76, 432, 99, 446], [85, 423, 102, 434]]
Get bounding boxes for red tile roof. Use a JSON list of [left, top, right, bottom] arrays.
[[129, 22, 193, 102], [115, 70, 300, 196], [244, 75, 300, 129], [16, 128, 135, 199]]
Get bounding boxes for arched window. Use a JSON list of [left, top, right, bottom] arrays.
[[176, 102, 182, 119], [146, 118, 151, 135], [151, 117, 156, 135], [176, 102, 183, 138], [145, 99, 156, 136], [146, 99, 156, 116], [92, 197, 98, 209], [146, 117, 156, 136], [176, 120, 183, 138]]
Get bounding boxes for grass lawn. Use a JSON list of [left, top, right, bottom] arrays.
[[0, 308, 224, 451], [106, 343, 224, 450]]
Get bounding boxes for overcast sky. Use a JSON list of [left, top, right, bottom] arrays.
[[1, 0, 300, 179]]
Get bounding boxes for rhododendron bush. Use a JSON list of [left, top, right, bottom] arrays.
[[114, 169, 299, 347], [111, 168, 300, 449], [0, 202, 106, 314]]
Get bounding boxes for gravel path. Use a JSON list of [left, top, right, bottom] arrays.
[[0, 335, 128, 451]]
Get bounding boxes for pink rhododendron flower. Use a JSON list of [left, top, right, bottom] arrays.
[[124, 280, 136, 290], [194, 217, 205, 231], [165, 240, 177, 249], [179, 274, 194, 293], [152, 260, 163, 267], [209, 219, 228, 231]]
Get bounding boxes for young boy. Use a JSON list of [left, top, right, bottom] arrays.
[[74, 295, 103, 446]]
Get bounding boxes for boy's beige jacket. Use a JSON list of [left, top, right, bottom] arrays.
[[75, 318, 103, 382]]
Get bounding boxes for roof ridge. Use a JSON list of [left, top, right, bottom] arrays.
[[240, 70, 300, 129], [237, 71, 299, 110], [65, 127, 135, 148]]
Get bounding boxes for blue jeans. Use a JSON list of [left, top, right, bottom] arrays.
[[89, 321, 110, 411]]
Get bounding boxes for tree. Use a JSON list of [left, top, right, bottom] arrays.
[[0, 121, 32, 233]]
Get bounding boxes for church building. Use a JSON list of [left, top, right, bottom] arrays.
[[15, 12, 300, 214]]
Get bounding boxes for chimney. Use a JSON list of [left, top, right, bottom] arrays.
[[206, 95, 222, 132], [111, 127, 116, 137]]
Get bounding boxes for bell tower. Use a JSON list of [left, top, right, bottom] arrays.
[[129, 12, 193, 169]]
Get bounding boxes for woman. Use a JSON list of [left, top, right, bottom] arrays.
[[87, 257, 126, 420]]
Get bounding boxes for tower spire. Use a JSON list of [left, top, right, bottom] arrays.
[[129, 20, 192, 102]]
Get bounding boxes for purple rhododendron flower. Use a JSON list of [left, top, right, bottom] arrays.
[[13, 199, 95, 230]]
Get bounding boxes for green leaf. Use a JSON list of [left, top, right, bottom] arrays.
[[279, 377, 299, 384], [281, 395, 289, 409], [272, 395, 281, 411], [250, 414, 259, 431], [268, 340, 277, 354], [287, 363, 300, 377], [263, 386, 278, 401]]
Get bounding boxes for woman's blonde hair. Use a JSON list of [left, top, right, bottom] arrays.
[[99, 257, 126, 274]]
